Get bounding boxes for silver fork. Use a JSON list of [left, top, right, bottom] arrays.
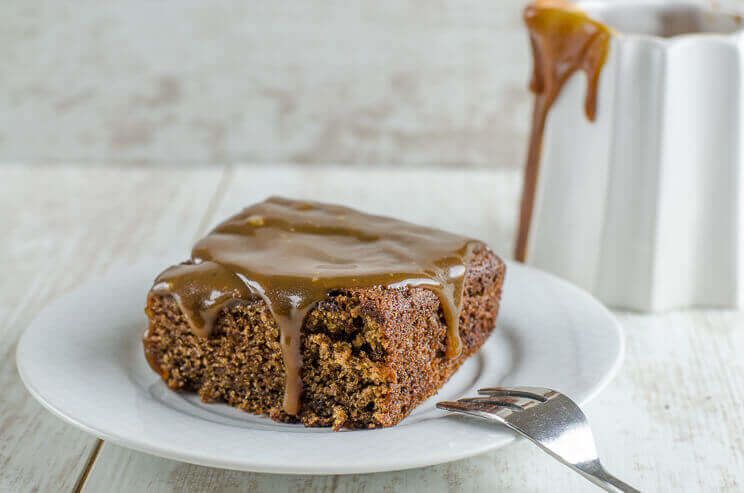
[[437, 386, 640, 492]]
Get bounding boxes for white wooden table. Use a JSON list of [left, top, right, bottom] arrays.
[[2, 164, 743, 492]]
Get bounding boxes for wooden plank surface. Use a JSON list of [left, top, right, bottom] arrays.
[[83, 311, 744, 492], [5, 165, 744, 492], [0, 165, 223, 492]]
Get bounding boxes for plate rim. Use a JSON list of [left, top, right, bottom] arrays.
[[16, 259, 625, 474]]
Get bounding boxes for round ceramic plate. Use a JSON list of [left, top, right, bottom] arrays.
[[16, 257, 623, 474]]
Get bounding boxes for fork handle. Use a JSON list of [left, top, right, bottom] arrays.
[[577, 463, 641, 493]]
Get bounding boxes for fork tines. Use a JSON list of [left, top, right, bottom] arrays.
[[436, 387, 555, 417]]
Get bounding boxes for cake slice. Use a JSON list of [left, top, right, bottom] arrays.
[[144, 197, 505, 429]]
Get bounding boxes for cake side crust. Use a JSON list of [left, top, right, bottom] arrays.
[[144, 246, 505, 429]]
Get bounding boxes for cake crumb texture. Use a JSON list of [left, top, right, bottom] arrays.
[[144, 245, 505, 429]]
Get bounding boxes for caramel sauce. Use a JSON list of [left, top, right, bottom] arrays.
[[515, 0, 611, 261], [148, 197, 480, 416]]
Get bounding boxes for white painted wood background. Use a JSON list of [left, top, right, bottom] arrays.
[[0, 1, 532, 168], [3, 0, 731, 169], [2, 164, 743, 492]]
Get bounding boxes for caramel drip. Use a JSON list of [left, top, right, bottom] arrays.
[[148, 197, 478, 416], [515, 0, 611, 262]]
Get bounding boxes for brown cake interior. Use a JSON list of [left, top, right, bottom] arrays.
[[144, 245, 505, 429]]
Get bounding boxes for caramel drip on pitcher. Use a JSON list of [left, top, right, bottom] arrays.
[[148, 197, 478, 416], [515, 0, 611, 262]]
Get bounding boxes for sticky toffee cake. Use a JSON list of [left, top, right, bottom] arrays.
[[144, 197, 505, 430]]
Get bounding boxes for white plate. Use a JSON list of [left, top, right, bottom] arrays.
[[16, 257, 623, 474]]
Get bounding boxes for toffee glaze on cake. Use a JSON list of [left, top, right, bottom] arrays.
[[515, 0, 611, 262], [147, 197, 480, 416]]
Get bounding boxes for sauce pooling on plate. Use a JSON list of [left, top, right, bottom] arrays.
[[148, 197, 480, 416]]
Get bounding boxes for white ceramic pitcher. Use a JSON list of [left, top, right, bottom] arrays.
[[525, 0, 744, 311]]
